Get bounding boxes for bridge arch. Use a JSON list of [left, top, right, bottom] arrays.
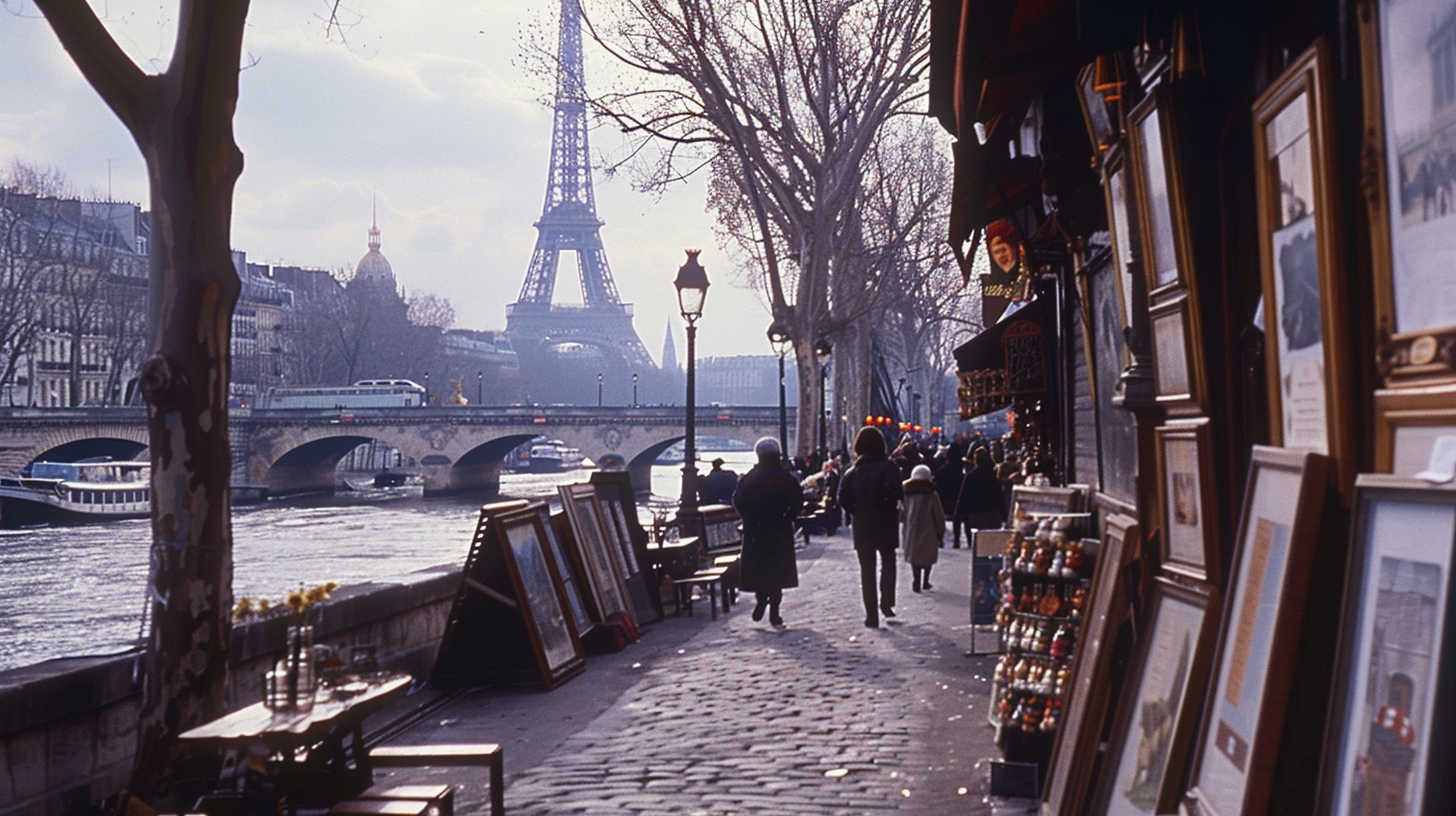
[[0, 412, 150, 477]]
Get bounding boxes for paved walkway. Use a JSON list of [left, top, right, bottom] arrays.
[[375, 531, 1021, 814]]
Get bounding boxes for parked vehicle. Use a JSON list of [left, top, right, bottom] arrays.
[[260, 380, 425, 409]]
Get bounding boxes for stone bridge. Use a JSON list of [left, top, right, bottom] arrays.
[[0, 405, 794, 498]]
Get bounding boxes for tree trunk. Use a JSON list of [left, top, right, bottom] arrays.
[[33, 1, 250, 802]]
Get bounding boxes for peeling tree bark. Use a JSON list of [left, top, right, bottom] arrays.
[[33, 0, 249, 802]]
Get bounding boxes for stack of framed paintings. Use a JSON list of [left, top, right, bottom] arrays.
[[558, 483, 636, 630], [591, 471, 663, 623]]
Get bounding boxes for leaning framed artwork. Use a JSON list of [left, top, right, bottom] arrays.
[[1125, 85, 1197, 299], [1316, 475, 1456, 816], [1251, 40, 1355, 493], [1149, 292, 1206, 413], [559, 483, 634, 626], [494, 505, 585, 688], [1091, 576, 1221, 816], [529, 502, 593, 637], [1374, 383, 1456, 476], [1041, 512, 1138, 816], [1182, 447, 1329, 816], [1155, 418, 1220, 584], [1360, 0, 1456, 385]]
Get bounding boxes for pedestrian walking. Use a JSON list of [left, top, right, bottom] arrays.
[[934, 440, 966, 546], [838, 425, 904, 629], [732, 437, 803, 627], [700, 457, 739, 505], [954, 446, 1007, 546], [901, 464, 945, 592]]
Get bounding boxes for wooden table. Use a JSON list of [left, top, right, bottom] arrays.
[[180, 675, 412, 809], [645, 535, 700, 578]]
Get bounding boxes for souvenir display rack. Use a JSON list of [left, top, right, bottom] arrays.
[[988, 512, 1093, 765]]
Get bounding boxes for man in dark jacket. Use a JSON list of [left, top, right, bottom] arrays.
[[838, 426, 904, 628], [733, 437, 804, 627], [701, 458, 739, 505]]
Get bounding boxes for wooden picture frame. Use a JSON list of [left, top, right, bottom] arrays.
[[1155, 418, 1220, 584], [559, 483, 634, 627], [1374, 383, 1456, 476], [1251, 40, 1355, 495], [529, 502, 593, 637], [1360, 0, 1456, 385], [1078, 62, 1117, 159], [1126, 85, 1197, 300], [1011, 484, 1086, 518], [1041, 512, 1139, 816], [1091, 576, 1222, 816], [1182, 446, 1330, 816], [493, 505, 585, 688], [1316, 475, 1456, 815], [1103, 146, 1140, 336], [1149, 292, 1206, 412]]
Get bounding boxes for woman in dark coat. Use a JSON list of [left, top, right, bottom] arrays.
[[837, 426, 904, 628], [732, 436, 804, 627], [934, 441, 967, 546], [954, 446, 1008, 544]]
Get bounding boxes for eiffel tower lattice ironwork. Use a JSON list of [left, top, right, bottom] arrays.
[[506, 0, 654, 377]]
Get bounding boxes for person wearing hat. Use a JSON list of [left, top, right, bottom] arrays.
[[901, 464, 945, 592], [701, 456, 738, 505], [732, 438, 803, 627]]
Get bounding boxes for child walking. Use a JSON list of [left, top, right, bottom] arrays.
[[902, 464, 945, 592]]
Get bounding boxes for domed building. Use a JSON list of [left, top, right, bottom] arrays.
[[353, 210, 396, 289]]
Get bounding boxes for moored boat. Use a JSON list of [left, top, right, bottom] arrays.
[[0, 459, 150, 527]]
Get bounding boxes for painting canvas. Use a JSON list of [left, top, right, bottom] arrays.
[[560, 484, 633, 625], [533, 503, 592, 636], [498, 511, 584, 684], [1379, 0, 1456, 333], [1099, 582, 1214, 816], [1325, 480, 1454, 816]]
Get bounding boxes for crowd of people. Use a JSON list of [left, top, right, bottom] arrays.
[[727, 423, 1053, 631]]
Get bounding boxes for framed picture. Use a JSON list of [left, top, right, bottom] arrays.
[[1041, 513, 1139, 816], [1251, 40, 1355, 495], [1149, 293, 1206, 412], [1183, 446, 1330, 816], [1316, 475, 1456, 816], [1126, 85, 1197, 298], [529, 502, 593, 637], [1078, 62, 1117, 158], [1103, 146, 1140, 334], [1361, 0, 1456, 384], [1011, 484, 1086, 518], [1091, 576, 1222, 816], [1374, 383, 1456, 476], [1155, 418, 1220, 584], [559, 483, 634, 626], [493, 505, 585, 688]]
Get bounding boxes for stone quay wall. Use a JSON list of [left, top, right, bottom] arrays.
[[0, 566, 460, 816]]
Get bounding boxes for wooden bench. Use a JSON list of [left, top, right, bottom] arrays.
[[673, 566, 729, 620], [355, 784, 454, 816], [711, 551, 741, 606], [369, 744, 502, 816]]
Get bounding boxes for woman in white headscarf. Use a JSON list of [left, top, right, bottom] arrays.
[[902, 464, 945, 592]]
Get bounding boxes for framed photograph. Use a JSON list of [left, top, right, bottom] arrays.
[[1316, 475, 1456, 816], [1126, 85, 1197, 298], [1092, 576, 1222, 816], [1155, 418, 1220, 584], [1183, 446, 1330, 816], [1041, 513, 1139, 816], [1150, 293, 1206, 412], [1252, 41, 1355, 494], [1361, 0, 1456, 384], [494, 505, 585, 688], [1374, 383, 1456, 476], [559, 483, 634, 627], [529, 502, 592, 637]]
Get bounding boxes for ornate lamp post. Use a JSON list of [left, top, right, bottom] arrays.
[[767, 319, 791, 458], [674, 250, 710, 519], [814, 338, 832, 461]]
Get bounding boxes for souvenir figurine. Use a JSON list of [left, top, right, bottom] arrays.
[[1062, 540, 1083, 577], [1040, 699, 1060, 732]]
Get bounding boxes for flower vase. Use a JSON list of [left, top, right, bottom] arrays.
[[268, 624, 316, 712]]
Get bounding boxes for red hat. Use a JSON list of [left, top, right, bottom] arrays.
[[986, 219, 1018, 244]]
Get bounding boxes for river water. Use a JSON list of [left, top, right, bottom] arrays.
[[0, 450, 759, 673]]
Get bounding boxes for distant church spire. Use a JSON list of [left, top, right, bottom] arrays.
[[662, 321, 678, 371], [368, 193, 381, 252]]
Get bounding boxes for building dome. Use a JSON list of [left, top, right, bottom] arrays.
[[354, 214, 395, 285]]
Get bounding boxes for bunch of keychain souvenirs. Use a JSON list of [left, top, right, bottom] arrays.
[[989, 513, 1091, 735]]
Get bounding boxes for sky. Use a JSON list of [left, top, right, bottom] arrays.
[[0, 0, 773, 363]]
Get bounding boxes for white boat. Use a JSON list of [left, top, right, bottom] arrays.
[[0, 459, 150, 527], [525, 442, 568, 473]]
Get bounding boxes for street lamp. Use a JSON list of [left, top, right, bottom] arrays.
[[674, 249, 710, 517], [477, 370, 483, 405], [767, 319, 791, 459], [814, 338, 832, 461], [423, 371, 429, 407], [632, 372, 638, 407], [598, 372, 603, 407]]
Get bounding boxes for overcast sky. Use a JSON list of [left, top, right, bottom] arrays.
[[0, 0, 772, 362]]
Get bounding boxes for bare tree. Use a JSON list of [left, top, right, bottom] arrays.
[[30, 0, 249, 800], [580, 0, 930, 454]]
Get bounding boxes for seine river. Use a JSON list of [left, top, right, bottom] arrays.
[[0, 449, 758, 673]]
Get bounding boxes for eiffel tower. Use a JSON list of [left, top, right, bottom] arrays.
[[506, 0, 654, 401]]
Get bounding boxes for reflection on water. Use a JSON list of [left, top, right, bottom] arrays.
[[0, 450, 759, 672]]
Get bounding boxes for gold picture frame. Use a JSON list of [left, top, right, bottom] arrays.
[[1155, 418, 1221, 585], [1360, 0, 1456, 386], [1252, 39, 1355, 495], [1125, 85, 1198, 300], [1149, 292, 1206, 413], [1374, 383, 1456, 477]]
